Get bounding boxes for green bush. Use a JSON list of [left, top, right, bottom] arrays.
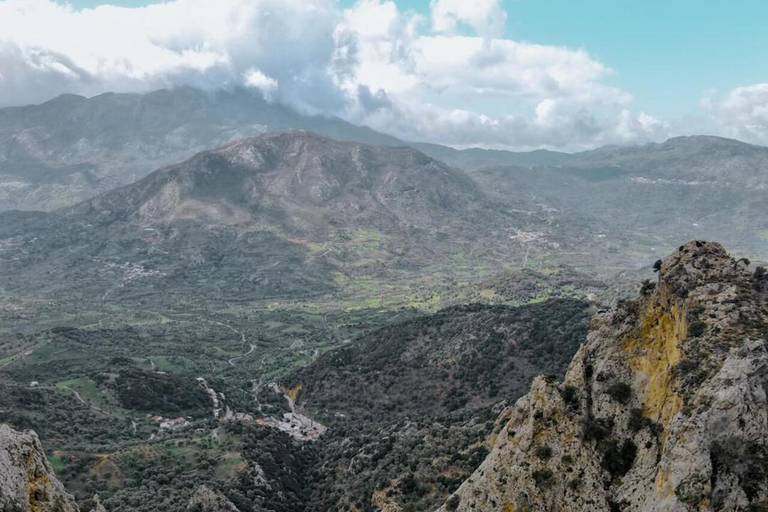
[[581, 416, 613, 442], [535, 445, 553, 460], [688, 321, 707, 338], [601, 440, 637, 478], [560, 385, 579, 409], [605, 382, 632, 404], [532, 469, 554, 488], [640, 279, 656, 295]]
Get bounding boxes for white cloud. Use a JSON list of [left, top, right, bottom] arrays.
[[244, 68, 278, 100], [0, 0, 671, 150], [333, 0, 664, 150], [430, 0, 507, 40], [0, 0, 341, 111], [705, 84, 768, 144]]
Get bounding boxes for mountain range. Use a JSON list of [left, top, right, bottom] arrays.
[[1, 89, 765, 283], [0, 130, 573, 303], [473, 135, 768, 262]]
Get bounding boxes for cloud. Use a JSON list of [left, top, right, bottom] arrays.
[[0, 0, 342, 112], [333, 0, 665, 150], [704, 84, 768, 145], [430, 0, 507, 40], [243, 69, 278, 100], [0, 0, 671, 150]]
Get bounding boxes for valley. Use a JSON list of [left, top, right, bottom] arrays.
[[0, 91, 766, 512]]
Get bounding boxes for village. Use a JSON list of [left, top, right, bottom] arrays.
[[147, 377, 326, 442]]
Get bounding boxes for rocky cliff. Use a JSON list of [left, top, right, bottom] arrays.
[[185, 486, 240, 512], [439, 240, 768, 512], [0, 424, 80, 512]]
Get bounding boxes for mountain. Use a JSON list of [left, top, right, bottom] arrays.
[[0, 130, 564, 303], [0, 86, 591, 213], [0, 424, 80, 512], [438, 240, 768, 512], [570, 135, 768, 185], [412, 142, 571, 171], [0, 88, 403, 212], [473, 136, 768, 261]]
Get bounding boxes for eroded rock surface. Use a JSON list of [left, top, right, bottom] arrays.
[[0, 423, 80, 512], [186, 486, 240, 512], [439, 241, 768, 512]]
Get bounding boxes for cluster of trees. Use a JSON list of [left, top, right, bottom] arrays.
[[102, 369, 210, 415], [293, 299, 593, 421]]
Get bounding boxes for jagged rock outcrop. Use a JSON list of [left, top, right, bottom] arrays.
[[91, 495, 107, 512], [186, 486, 240, 512], [0, 424, 80, 512], [439, 241, 768, 512]]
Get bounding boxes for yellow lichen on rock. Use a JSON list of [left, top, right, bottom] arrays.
[[623, 297, 685, 436], [287, 383, 302, 402], [26, 469, 51, 512], [654, 465, 675, 498]]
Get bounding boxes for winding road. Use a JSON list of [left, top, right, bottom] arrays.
[[61, 386, 116, 417], [228, 343, 256, 367], [203, 319, 255, 367]]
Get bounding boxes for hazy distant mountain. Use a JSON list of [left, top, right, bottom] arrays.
[[413, 142, 571, 170], [0, 131, 564, 303], [0, 86, 681, 214], [570, 135, 768, 185], [473, 135, 768, 259], [0, 88, 404, 212]]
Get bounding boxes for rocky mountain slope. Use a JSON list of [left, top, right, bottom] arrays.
[[0, 130, 567, 303], [0, 424, 80, 512], [438, 240, 768, 512], [185, 486, 240, 512]]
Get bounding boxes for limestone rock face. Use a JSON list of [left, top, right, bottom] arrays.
[[438, 241, 768, 512], [91, 495, 108, 512], [186, 486, 240, 512], [0, 423, 80, 512]]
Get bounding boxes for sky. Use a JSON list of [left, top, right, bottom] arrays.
[[0, 0, 766, 150]]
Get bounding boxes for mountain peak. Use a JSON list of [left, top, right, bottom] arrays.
[[658, 240, 734, 297], [439, 240, 768, 512], [119, 129, 467, 224]]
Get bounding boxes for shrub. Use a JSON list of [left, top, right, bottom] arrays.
[[605, 382, 632, 404], [532, 469, 554, 488], [640, 279, 656, 295], [581, 416, 613, 442], [601, 440, 637, 478], [535, 445, 553, 460], [688, 321, 707, 338], [560, 385, 579, 409], [628, 408, 653, 432], [445, 495, 461, 511]]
